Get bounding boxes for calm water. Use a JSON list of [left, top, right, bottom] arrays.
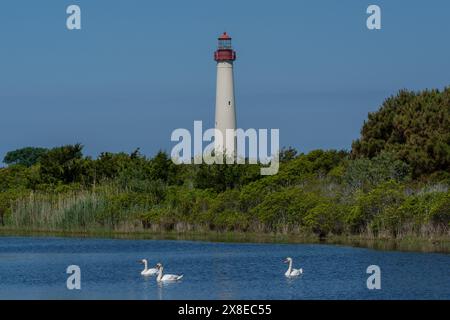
[[0, 236, 449, 300]]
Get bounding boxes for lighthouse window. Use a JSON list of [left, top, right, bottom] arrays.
[[219, 39, 232, 49], [228, 101, 231, 106]]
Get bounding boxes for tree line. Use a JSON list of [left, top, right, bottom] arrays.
[[0, 88, 449, 238]]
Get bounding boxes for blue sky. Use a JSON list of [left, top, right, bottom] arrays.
[[0, 0, 449, 162]]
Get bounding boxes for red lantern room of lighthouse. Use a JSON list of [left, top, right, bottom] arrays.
[[214, 32, 236, 62]]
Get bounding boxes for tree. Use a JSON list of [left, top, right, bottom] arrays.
[[352, 88, 450, 177], [347, 180, 406, 234], [95, 152, 133, 181], [3, 147, 48, 167], [149, 150, 172, 182], [279, 147, 298, 162], [39, 143, 91, 184], [344, 152, 411, 191]]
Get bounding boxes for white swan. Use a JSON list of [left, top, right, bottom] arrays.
[[156, 263, 183, 282], [139, 259, 158, 276], [284, 257, 303, 277]]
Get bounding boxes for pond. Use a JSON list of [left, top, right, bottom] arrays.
[[0, 236, 448, 299]]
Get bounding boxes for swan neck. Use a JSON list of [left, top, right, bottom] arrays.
[[143, 260, 148, 271], [287, 260, 292, 273], [157, 267, 163, 281]]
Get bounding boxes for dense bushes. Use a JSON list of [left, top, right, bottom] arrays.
[[1, 147, 447, 238]]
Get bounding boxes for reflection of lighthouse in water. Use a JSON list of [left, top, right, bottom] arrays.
[[214, 32, 237, 156]]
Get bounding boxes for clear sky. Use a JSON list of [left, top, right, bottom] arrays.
[[1, 0, 449, 162]]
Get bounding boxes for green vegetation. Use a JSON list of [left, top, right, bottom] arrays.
[[352, 88, 450, 177], [3, 147, 48, 167], [1, 88, 449, 246]]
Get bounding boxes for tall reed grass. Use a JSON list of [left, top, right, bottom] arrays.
[[5, 184, 143, 232]]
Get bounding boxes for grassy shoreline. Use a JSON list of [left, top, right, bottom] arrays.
[[1, 227, 449, 254]]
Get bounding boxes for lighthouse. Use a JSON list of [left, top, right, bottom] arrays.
[[214, 32, 237, 156]]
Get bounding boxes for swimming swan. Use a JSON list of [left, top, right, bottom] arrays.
[[284, 257, 303, 277], [139, 259, 158, 276], [156, 263, 183, 282]]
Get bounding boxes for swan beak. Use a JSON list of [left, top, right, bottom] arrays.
[[283, 259, 288, 263]]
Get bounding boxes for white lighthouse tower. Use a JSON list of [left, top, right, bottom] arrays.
[[214, 32, 237, 157]]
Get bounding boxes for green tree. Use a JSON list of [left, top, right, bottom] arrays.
[[344, 152, 411, 191], [347, 180, 406, 234], [39, 143, 92, 184], [352, 88, 450, 177], [279, 147, 298, 162], [3, 147, 48, 167], [94, 152, 132, 181], [303, 202, 344, 236]]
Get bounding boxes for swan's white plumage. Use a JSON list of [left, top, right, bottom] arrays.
[[140, 259, 158, 276], [156, 263, 183, 282], [284, 257, 303, 277]]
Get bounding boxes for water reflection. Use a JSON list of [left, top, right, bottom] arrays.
[[157, 282, 163, 300], [1, 229, 448, 254]]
